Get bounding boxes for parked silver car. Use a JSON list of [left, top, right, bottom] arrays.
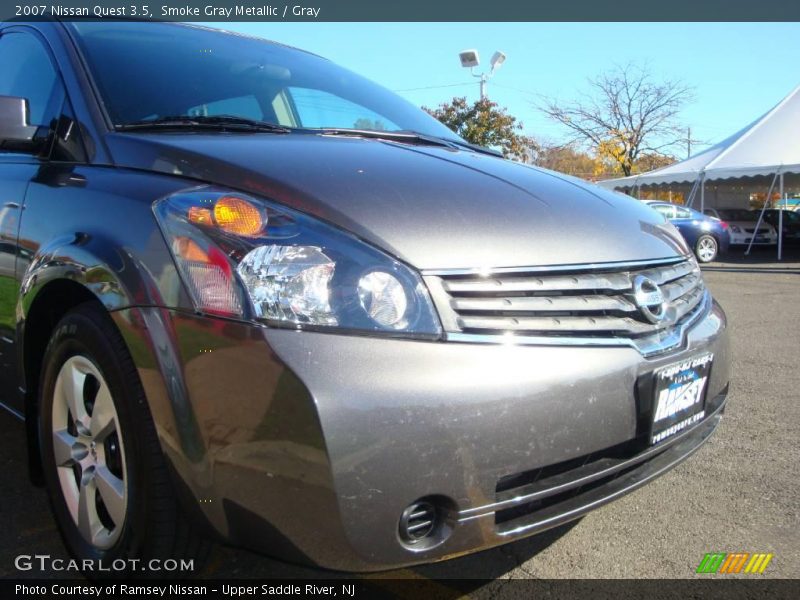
[[704, 207, 778, 245]]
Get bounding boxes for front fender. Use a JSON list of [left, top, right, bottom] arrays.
[[19, 233, 139, 317], [15, 166, 206, 490]]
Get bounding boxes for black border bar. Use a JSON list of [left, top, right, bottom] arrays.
[[5, 578, 800, 600], [4, 0, 800, 22]]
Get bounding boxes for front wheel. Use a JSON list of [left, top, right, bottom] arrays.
[[695, 234, 719, 263], [38, 303, 209, 577]]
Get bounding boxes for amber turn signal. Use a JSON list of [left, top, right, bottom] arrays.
[[187, 206, 214, 227], [213, 196, 265, 237], [172, 236, 209, 262]]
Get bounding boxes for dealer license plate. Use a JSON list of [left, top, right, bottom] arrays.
[[650, 353, 713, 445]]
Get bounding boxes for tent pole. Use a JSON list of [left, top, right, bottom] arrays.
[[685, 176, 700, 209], [700, 175, 705, 213], [746, 170, 779, 256], [778, 172, 784, 261]]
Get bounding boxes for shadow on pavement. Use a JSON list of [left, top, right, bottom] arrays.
[[704, 245, 800, 274]]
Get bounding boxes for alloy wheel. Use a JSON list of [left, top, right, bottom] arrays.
[[697, 237, 718, 262], [51, 355, 127, 549]]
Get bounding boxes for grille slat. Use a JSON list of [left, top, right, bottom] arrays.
[[661, 273, 702, 302], [442, 272, 631, 294], [450, 294, 638, 314], [456, 314, 655, 335], [636, 259, 696, 284], [428, 257, 708, 355]]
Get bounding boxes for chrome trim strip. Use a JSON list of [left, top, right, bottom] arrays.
[[498, 416, 717, 537], [421, 255, 692, 277], [445, 291, 710, 357], [458, 397, 725, 526], [0, 400, 24, 420]]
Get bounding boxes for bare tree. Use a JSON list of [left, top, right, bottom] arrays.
[[539, 64, 693, 176]]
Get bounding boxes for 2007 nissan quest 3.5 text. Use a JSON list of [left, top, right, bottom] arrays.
[[0, 21, 729, 574]]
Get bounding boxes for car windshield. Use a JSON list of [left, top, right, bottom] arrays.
[[768, 210, 800, 223], [68, 22, 461, 140], [717, 209, 755, 221]]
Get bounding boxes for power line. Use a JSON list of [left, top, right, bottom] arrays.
[[393, 82, 477, 92], [490, 82, 540, 97]]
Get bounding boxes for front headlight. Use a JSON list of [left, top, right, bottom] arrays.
[[154, 187, 441, 338]]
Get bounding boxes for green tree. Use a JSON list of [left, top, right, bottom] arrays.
[[424, 97, 534, 161]]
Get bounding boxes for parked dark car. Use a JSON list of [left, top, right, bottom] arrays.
[[755, 209, 800, 244], [643, 201, 730, 263], [0, 21, 729, 575]]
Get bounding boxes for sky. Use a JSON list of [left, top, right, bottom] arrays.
[[201, 21, 800, 157]]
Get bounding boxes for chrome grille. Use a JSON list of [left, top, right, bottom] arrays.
[[424, 256, 710, 356]]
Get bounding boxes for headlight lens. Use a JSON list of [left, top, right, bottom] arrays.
[[237, 245, 337, 325], [358, 271, 409, 329], [154, 187, 441, 338]]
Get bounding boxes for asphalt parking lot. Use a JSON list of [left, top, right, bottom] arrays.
[[1, 248, 798, 583]]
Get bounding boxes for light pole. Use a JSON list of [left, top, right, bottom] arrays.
[[458, 49, 506, 100]]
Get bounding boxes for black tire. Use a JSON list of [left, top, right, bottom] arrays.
[[694, 234, 719, 263], [38, 302, 209, 578]]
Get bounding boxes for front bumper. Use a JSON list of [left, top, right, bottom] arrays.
[[729, 231, 777, 245], [113, 298, 729, 572]]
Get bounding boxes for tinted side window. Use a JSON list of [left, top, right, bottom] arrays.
[[0, 31, 60, 126], [652, 204, 675, 219], [675, 207, 691, 219]]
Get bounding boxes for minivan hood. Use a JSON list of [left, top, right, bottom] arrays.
[[107, 133, 688, 270]]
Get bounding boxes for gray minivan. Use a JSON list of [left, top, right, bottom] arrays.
[[0, 21, 729, 574]]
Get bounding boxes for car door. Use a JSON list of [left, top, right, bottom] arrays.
[[670, 205, 702, 246], [0, 27, 65, 414], [784, 211, 800, 239]]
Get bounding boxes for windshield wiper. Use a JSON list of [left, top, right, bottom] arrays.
[[116, 115, 291, 133], [316, 128, 503, 157], [317, 128, 453, 147], [443, 136, 503, 157]]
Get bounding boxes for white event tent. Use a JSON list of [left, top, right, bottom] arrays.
[[598, 85, 800, 259]]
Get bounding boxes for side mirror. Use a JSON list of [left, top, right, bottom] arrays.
[[0, 95, 42, 152]]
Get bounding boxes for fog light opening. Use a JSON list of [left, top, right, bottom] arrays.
[[397, 496, 457, 552], [399, 501, 438, 544]]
